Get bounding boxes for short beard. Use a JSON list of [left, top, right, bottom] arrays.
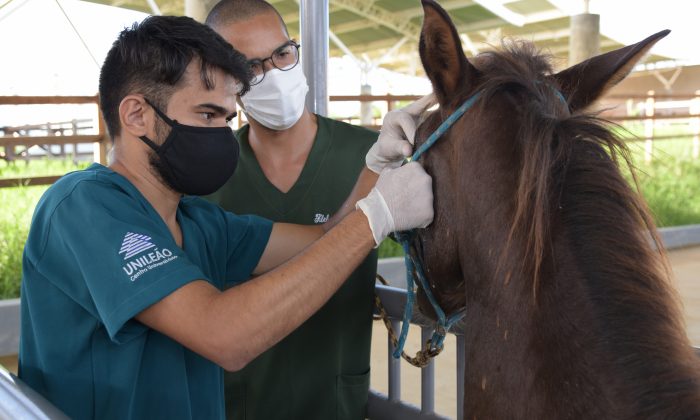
[[147, 118, 181, 194]]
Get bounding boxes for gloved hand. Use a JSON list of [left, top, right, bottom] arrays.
[[356, 162, 434, 246], [365, 94, 437, 174]]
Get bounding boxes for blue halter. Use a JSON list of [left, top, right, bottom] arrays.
[[391, 91, 482, 359]]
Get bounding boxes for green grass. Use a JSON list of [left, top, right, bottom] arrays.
[[0, 159, 88, 299], [0, 185, 48, 299], [0, 158, 90, 179]]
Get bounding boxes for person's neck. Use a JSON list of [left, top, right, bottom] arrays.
[[109, 151, 180, 231], [247, 110, 318, 162]]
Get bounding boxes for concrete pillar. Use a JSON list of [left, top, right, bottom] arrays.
[[185, 0, 218, 23], [360, 84, 373, 126], [568, 13, 600, 66]]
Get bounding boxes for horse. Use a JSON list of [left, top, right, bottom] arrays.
[[411, 1, 700, 418]]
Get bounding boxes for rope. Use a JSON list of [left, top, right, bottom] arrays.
[[374, 85, 566, 366], [374, 275, 444, 368], [375, 93, 481, 363]]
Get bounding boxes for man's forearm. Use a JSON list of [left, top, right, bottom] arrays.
[[323, 167, 378, 232], [212, 210, 374, 369]]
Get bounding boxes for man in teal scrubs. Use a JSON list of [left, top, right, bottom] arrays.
[[18, 16, 434, 420], [205, 2, 378, 418]]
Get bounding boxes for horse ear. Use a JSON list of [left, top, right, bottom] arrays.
[[420, 0, 476, 107], [552, 30, 670, 111]]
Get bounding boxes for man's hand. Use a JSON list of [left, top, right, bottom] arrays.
[[365, 94, 436, 174], [356, 162, 433, 246]]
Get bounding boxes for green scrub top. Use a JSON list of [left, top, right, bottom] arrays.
[[19, 163, 272, 420], [207, 116, 378, 420]]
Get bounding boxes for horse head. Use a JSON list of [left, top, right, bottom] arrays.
[[413, 0, 668, 319]]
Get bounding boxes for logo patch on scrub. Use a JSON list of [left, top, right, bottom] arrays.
[[119, 232, 178, 282], [119, 232, 156, 259]]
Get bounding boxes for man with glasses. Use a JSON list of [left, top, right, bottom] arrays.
[[206, 1, 379, 419]]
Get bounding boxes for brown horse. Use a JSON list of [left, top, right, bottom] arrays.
[[412, 1, 700, 418]]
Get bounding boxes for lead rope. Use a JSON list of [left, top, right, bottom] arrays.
[[373, 92, 482, 367], [374, 274, 443, 368]]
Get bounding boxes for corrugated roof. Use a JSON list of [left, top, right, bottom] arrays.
[[86, 0, 672, 74]]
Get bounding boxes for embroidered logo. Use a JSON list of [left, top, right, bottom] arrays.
[[313, 213, 329, 224], [119, 232, 156, 260], [119, 232, 179, 282]]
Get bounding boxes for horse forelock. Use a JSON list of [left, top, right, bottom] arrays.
[[469, 42, 667, 297]]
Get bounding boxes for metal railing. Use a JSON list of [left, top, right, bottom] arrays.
[[368, 284, 462, 420], [0, 365, 68, 419]]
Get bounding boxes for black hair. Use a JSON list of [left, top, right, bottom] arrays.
[[98, 15, 252, 138], [206, 0, 289, 36]]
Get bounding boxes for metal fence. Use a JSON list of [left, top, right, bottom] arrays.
[[368, 284, 461, 420]]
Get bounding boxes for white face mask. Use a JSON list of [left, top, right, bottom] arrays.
[[240, 64, 309, 131]]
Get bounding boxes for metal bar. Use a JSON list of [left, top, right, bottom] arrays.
[[367, 390, 450, 420], [388, 320, 401, 402], [0, 365, 69, 419], [299, 0, 328, 116], [330, 95, 421, 102], [420, 327, 435, 415], [457, 335, 466, 420]]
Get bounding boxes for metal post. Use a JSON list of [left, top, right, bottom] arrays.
[[645, 90, 655, 163], [361, 84, 373, 126], [457, 335, 466, 420], [299, 0, 329, 116], [692, 90, 700, 159], [184, 0, 218, 23], [421, 327, 435, 414], [388, 320, 401, 402]]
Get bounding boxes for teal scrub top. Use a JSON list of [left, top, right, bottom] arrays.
[[18, 163, 273, 420]]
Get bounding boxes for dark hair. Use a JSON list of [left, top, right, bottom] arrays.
[[98, 15, 252, 138], [206, 0, 289, 36]]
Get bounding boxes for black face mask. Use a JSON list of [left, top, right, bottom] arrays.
[[139, 98, 239, 196]]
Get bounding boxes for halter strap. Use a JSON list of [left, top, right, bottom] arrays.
[[391, 84, 566, 359], [391, 91, 482, 358], [410, 92, 482, 162]]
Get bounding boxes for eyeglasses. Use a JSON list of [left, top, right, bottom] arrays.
[[248, 40, 300, 86]]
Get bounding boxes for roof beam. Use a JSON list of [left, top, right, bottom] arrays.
[[332, 0, 473, 36], [395, 0, 476, 20], [473, 0, 524, 26], [330, 0, 422, 40]]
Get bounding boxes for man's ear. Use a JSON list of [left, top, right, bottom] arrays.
[[119, 95, 151, 139]]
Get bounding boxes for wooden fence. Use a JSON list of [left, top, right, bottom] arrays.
[[330, 92, 700, 162], [1, 92, 699, 188], [0, 95, 108, 188]]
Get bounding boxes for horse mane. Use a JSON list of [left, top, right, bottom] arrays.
[[469, 42, 700, 413], [473, 41, 670, 298]]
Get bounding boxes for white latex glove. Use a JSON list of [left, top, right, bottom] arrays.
[[356, 162, 434, 246], [366, 94, 437, 174]]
